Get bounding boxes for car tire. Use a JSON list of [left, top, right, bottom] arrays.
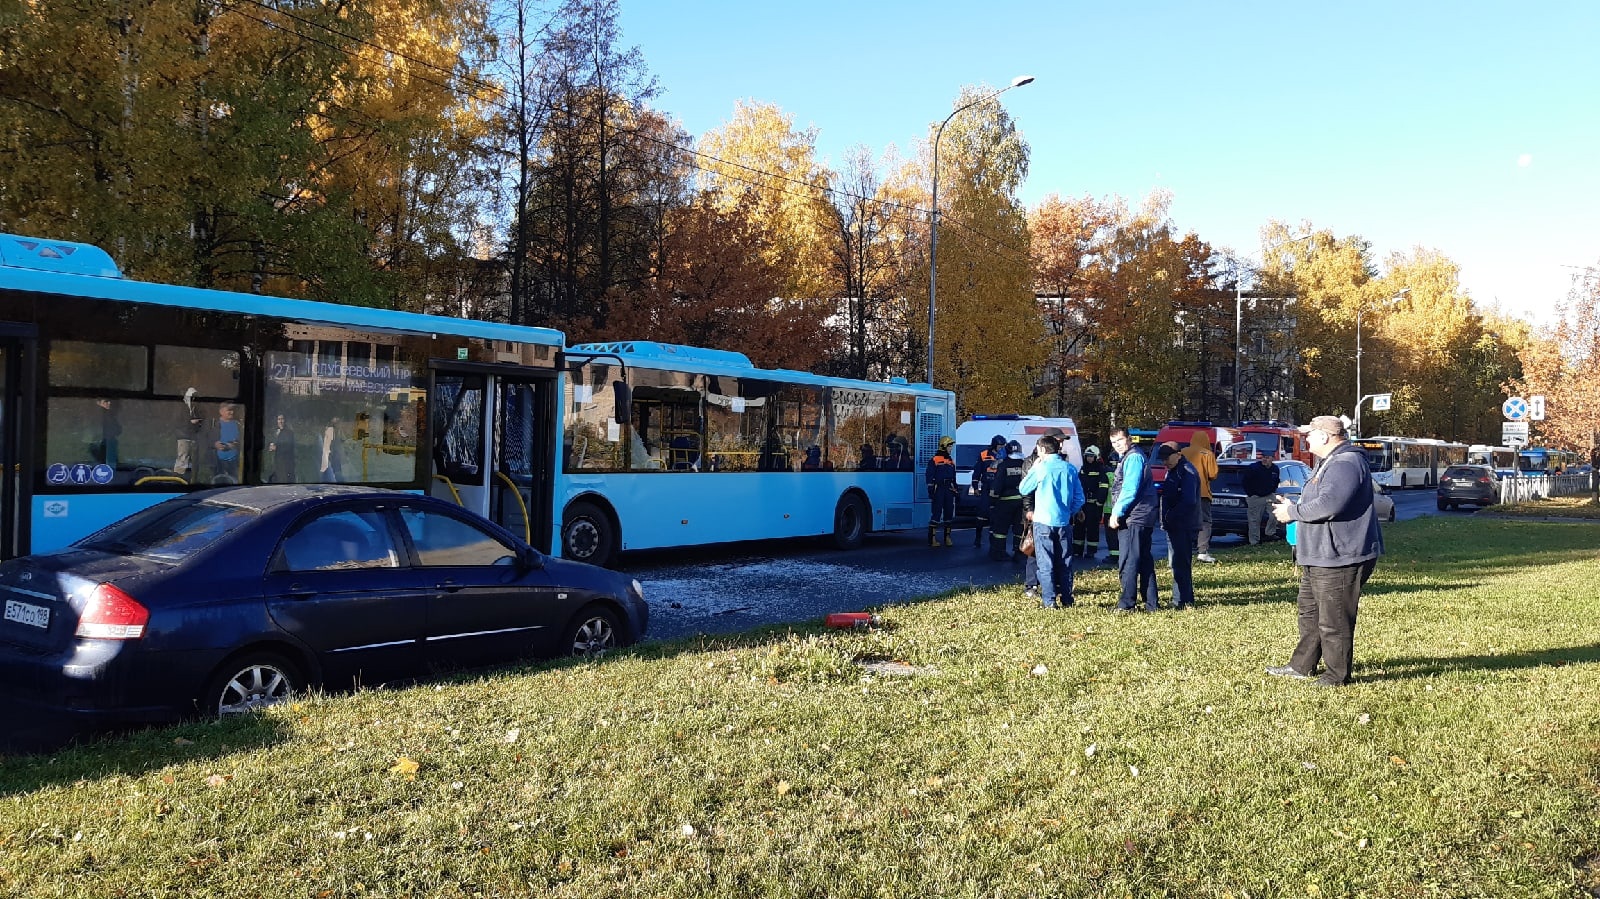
[[832, 493, 868, 550], [1436, 498, 1447, 511], [202, 652, 301, 717], [1387, 504, 1397, 522], [562, 500, 615, 569], [563, 604, 621, 658]]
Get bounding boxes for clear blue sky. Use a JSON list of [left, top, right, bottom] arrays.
[[619, 0, 1599, 325]]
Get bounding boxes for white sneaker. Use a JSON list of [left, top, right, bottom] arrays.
[[1197, 553, 1218, 564]]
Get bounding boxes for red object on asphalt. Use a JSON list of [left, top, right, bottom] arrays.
[[824, 612, 881, 629]]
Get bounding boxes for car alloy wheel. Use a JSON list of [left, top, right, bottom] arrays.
[[207, 654, 300, 716], [565, 606, 620, 658]]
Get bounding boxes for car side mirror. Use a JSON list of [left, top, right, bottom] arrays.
[[519, 546, 545, 570]]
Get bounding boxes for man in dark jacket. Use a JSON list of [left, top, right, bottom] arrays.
[[1106, 428, 1160, 611], [1156, 442, 1201, 610], [987, 440, 1027, 561], [1268, 415, 1384, 688], [970, 434, 1006, 546], [1074, 445, 1110, 560], [1242, 454, 1280, 544]]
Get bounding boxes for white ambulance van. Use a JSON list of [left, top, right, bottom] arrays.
[[953, 414, 1084, 517]]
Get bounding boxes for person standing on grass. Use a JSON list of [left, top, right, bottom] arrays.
[[1267, 415, 1384, 688], [1021, 428, 1068, 596], [1106, 428, 1159, 612], [1156, 442, 1201, 610], [1243, 453, 1281, 545], [1182, 432, 1220, 563], [1019, 433, 1085, 609]]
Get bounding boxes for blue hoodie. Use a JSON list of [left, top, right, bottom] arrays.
[[1018, 454, 1085, 527]]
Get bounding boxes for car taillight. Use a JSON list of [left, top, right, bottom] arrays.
[[76, 584, 149, 640], [1478, 477, 1491, 484]]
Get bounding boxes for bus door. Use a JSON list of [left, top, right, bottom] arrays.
[[914, 396, 950, 511], [0, 329, 35, 559], [429, 366, 556, 553]]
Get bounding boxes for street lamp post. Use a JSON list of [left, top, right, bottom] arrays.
[[1354, 288, 1409, 438], [927, 74, 1034, 385], [1232, 232, 1311, 424]]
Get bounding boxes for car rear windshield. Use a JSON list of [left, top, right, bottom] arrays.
[[1444, 466, 1488, 478], [78, 501, 259, 561], [1213, 468, 1248, 493]]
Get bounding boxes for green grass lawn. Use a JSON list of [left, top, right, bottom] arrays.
[[3, 517, 1598, 898]]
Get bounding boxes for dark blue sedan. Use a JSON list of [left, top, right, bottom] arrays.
[[0, 486, 647, 732]]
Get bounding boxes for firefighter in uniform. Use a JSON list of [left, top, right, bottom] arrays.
[[969, 434, 1006, 546], [926, 436, 958, 547], [1072, 445, 1110, 560], [988, 439, 1028, 561]]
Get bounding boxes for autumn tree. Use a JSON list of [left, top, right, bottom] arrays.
[[513, 0, 685, 333], [604, 193, 836, 370], [1256, 222, 1377, 424], [697, 101, 838, 302], [1511, 266, 1600, 454], [916, 85, 1041, 415], [0, 0, 498, 307], [824, 145, 902, 380], [1030, 194, 1117, 418], [1085, 192, 1206, 426]]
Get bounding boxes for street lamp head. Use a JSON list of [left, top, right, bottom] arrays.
[[1010, 75, 1036, 88]]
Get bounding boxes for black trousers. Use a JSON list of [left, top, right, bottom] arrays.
[[1289, 559, 1377, 684], [1073, 502, 1103, 555], [989, 498, 1023, 558]]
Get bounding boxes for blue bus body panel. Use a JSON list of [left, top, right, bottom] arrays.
[[559, 471, 926, 551], [30, 493, 183, 553]]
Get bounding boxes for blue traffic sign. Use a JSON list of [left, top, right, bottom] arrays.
[[1502, 396, 1527, 421]]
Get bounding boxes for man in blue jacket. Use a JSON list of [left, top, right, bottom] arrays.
[[1018, 433, 1085, 609], [1268, 415, 1384, 687], [1156, 442, 1201, 609], [1106, 428, 1160, 612]]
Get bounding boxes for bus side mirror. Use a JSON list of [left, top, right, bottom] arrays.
[[612, 381, 631, 424]]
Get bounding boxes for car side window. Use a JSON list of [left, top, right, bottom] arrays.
[[1279, 464, 1307, 488], [279, 509, 399, 572], [400, 508, 518, 567]]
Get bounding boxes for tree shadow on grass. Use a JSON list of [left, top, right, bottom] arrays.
[[1366, 643, 1600, 681]]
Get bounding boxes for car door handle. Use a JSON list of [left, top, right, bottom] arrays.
[[286, 584, 315, 600], [436, 580, 464, 593]]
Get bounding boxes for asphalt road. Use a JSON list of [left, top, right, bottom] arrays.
[[626, 485, 1445, 643]]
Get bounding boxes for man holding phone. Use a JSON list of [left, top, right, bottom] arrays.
[[1267, 415, 1384, 687]]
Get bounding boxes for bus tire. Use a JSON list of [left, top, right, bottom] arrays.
[[832, 494, 868, 550], [562, 500, 616, 568]]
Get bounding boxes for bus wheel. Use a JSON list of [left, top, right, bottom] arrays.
[[832, 494, 868, 550], [562, 501, 615, 568]]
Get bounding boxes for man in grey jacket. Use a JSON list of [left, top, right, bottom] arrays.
[[1266, 415, 1383, 687]]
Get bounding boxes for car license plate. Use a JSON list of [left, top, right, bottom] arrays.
[[4, 599, 50, 629], [1214, 497, 1242, 507]]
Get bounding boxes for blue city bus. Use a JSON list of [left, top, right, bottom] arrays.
[[1515, 446, 1577, 474], [0, 232, 567, 558], [552, 341, 955, 567], [0, 233, 954, 564]]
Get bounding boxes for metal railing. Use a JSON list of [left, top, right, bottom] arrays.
[[1497, 474, 1593, 504]]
